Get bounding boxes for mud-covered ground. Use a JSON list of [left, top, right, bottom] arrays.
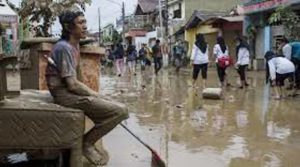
[[98, 67, 300, 167], [6, 66, 300, 167]]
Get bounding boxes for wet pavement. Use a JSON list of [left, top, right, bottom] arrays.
[[97, 67, 300, 167], [6, 68, 300, 167]]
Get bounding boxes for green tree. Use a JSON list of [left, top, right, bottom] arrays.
[[269, 6, 300, 40], [112, 30, 121, 44], [14, 0, 92, 37]]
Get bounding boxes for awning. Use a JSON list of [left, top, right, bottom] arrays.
[[0, 0, 18, 23], [242, 0, 298, 14], [125, 29, 147, 38], [185, 10, 226, 30]]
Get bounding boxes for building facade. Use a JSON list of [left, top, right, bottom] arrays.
[[243, 0, 300, 70]]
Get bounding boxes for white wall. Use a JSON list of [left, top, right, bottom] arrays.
[[134, 37, 148, 51], [133, 29, 160, 51]]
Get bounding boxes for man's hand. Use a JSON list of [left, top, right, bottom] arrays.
[[65, 76, 99, 96]]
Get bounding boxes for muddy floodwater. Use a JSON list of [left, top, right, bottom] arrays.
[[95, 68, 300, 167]]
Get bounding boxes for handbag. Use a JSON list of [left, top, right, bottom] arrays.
[[218, 56, 233, 68]]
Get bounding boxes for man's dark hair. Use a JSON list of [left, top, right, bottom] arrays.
[[156, 39, 160, 44], [59, 10, 85, 40]]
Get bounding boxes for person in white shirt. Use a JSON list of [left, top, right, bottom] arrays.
[[265, 51, 295, 99], [213, 37, 230, 87], [190, 33, 209, 88], [236, 37, 250, 89], [279, 37, 292, 60]]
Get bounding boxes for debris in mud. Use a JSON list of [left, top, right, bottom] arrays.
[[149, 128, 153, 131], [142, 85, 146, 89], [131, 153, 139, 159], [120, 90, 125, 94], [176, 105, 184, 108], [228, 95, 235, 102]]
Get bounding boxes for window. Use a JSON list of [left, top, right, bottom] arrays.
[[173, 3, 182, 19]]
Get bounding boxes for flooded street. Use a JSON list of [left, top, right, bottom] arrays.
[[98, 68, 300, 167]]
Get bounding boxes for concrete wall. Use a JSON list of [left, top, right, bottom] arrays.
[[185, 25, 219, 57]]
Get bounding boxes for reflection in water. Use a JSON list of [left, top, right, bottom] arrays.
[[236, 111, 248, 128], [100, 69, 300, 167], [267, 121, 291, 142], [222, 135, 249, 163]]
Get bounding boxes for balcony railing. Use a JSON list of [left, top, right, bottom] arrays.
[[125, 15, 158, 31]]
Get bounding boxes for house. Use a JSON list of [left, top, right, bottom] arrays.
[[243, 0, 300, 70], [102, 24, 115, 42], [122, 0, 164, 50], [168, 0, 243, 34], [0, 0, 18, 52], [184, 10, 244, 62], [168, 0, 243, 55]]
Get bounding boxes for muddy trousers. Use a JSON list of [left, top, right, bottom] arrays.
[[55, 96, 129, 145], [237, 65, 248, 81], [216, 64, 227, 83], [115, 58, 124, 75], [154, 57, 162, 74], [193, 63, 208, 80]]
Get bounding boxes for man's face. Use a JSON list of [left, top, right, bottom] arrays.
[[71, 15, 87, 39]]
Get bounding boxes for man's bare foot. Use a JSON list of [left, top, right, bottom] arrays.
[[83, 144, 109, 166]]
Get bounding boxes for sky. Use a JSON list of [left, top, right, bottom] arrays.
[[9, 0, 138, 34]]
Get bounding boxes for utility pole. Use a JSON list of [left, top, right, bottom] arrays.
[[98, 7, 101, 46], [165, 0, 169, 39], [122, 2, 125, 44], [158, 0, 164, 40]]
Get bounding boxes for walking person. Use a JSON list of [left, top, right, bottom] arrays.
[[265, 51, 295, 99], [105, 46, 114, 68], [174, 41, 184, 74], [144, 44, 152, 70], [126, 40, 137, 76], [114, 42, 125, 77], [190, 33, 209, 89], [161, 40, 169, 68], [236, 37, 250, 89], [279, 39, 300, 90], [45, 10, 128, 166], [139, 43, 147, 71], [214, 37, 231, 87], [152, 39, 163, 75]]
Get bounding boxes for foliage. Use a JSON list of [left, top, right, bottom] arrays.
[[269, 6, 300, 40], [15, 0, 92, 37], [112, 30, 122, 44], [246, 24, 257, 40], [103, 28, 121, 44]]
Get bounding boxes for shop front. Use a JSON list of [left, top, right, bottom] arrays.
[[243, 0, 300, 70]]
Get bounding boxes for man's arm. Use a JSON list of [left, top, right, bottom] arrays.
[[65, 76, 98, 97]]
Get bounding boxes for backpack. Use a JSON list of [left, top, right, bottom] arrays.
[[218, 55, 233, 69]]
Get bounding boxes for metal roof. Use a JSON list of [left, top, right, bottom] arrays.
[[0, 0, 17, 23], [185, 11, 227, 30]]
